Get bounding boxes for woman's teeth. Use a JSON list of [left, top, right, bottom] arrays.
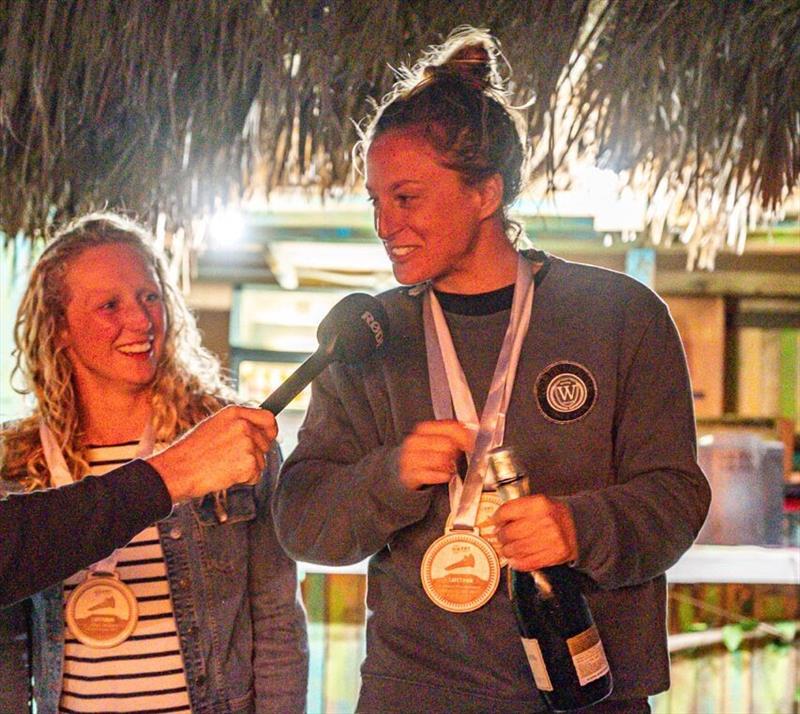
[[118, 342, 152, 354], [390, 246, 415, 257]]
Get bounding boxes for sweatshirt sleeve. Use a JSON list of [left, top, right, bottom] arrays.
[[0, 460, 172, 606], [273, 361, 434, 566], [565, 302, 711, 590]]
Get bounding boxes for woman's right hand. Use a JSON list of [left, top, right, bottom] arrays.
[[398, 420, 474, 491]]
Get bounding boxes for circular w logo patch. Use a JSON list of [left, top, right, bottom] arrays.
[[535, 361, 597, 423]]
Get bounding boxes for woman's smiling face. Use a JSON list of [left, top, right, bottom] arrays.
[[366, 129, 493, 292], [59, 242, 166, 399]]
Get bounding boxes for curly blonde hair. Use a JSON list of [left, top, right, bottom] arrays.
[[1, 212, 237, 489]]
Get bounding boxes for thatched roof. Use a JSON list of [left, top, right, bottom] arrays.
[[1, 0, 798, 267]]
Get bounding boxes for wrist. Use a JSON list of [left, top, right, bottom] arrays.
[[553, 499, 579, 563], [145, 450, 185, 503]]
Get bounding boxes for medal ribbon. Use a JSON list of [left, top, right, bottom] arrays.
[[423, 254, 534, 531], [40, 419, 156, 572]]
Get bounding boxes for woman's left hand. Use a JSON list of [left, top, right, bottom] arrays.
[[492, 495, 578, 571]]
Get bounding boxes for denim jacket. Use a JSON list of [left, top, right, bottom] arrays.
[[5, 448, 308, 714]]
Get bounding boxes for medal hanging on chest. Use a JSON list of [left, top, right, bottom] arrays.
[[420, 527, 500, 613], [40, 420, 156, 647], [419, 255, 534, 613], [65, 571, 139, 648]]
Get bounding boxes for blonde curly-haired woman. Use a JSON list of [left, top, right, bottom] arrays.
[[1, 212, 308, 713]]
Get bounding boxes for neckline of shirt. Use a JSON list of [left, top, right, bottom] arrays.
[[433, 255, 551, 316], [434, 283, 515, 315]]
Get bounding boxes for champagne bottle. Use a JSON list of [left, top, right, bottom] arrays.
[[487, 447, 613, 712]]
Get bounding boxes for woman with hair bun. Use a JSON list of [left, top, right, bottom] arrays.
[[274, 27, 709, 713], [1, 212, 308, 713]]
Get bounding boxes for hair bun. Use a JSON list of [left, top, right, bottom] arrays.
[[447, 44, 492, 85], [416, 28, 502, 93]]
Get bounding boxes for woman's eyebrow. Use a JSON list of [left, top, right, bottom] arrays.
[[366, 179, 424, 193]]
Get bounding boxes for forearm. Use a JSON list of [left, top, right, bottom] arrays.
[[567, 463, 710, 589], [0, 460, 171, 606], [273, 365, 434, 564], [274, 445, 433, 564]]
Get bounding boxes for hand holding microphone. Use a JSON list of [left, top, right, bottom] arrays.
[[259, 293, 389, 415], [147, 405, 279, 501]]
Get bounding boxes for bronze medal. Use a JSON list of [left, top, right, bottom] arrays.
[[65, 572, 138, 648], [446, 490, 506, 567], [420, 530, 500, 613]]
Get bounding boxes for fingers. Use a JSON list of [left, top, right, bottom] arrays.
[[223, 438, 264, 488], [507, 550, 572, 573], [413, 420, 475, 452], [500, 530, 573, 569], [408, 469, 454, 485], [492, 495, 578, 570], [398, 420, 474, 491], [494, 513, 537, 543], [224, 405, 278, 475], [245, 419, 271, 457], [493, 496, 546, 526], [403, 436, 459, 469], [151, 405, 279, 501], [229, 405, 279, 443], [246, 448, 266, 485], [237, 411, 271, 484]]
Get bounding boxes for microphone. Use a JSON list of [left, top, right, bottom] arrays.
[[259, 293, 389, 415]]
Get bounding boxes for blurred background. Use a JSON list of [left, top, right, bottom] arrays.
[[1, 2, 798, 711]]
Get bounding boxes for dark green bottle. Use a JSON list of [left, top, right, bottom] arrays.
[[488, 446, 613, 712]]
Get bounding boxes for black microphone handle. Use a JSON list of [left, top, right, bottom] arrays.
[[258, 348, 333, 415]]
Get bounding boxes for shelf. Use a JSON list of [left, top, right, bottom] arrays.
[[299, 545, 800, 585], [665, 545, 799, 585]]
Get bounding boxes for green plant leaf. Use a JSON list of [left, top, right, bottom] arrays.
[[773, 621, 797, 642], [722, 623, 744, 652]]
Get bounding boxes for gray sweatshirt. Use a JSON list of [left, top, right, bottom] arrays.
[[274, 253, 710, 713]]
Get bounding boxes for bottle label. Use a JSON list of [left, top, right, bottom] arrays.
[[566, 625, 610, 686], [520, 637, 554, 691]]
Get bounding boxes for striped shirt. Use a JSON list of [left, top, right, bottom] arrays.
[[60, 442, 191, 713]]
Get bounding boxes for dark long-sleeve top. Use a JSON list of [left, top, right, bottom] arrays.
[[0, 459, 171, 607], [274, 253, 711, 712]]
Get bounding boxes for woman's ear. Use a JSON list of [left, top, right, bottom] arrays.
[[478, 174, 504, 221]]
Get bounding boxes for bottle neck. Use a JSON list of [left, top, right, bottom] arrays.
[[495, 474, 530, 502]]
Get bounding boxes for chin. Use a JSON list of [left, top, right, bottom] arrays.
[[392, 263, 433, 287], [126, 366, 159, 387]]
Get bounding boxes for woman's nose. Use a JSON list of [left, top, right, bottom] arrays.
[[126, 300, 153, 330], [374, 205, 402, 240]]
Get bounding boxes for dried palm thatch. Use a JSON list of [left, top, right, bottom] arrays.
[[0, 0, 272, 239], [1, 0, 798, 268], [570, 0, 800, 268]]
